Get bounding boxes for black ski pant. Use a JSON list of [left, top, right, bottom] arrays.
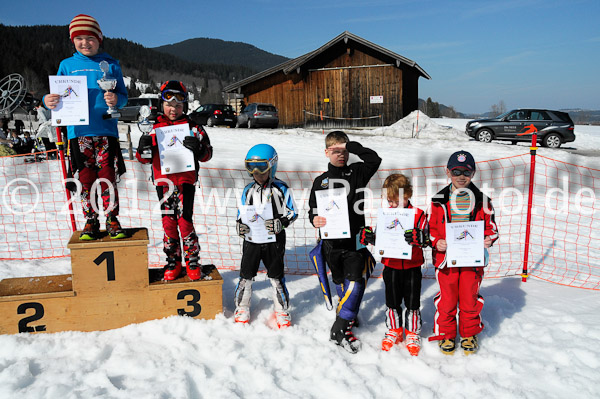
[[240, 231, 286, 280]]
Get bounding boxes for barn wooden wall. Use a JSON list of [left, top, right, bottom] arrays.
[[241, 48, 419, 128]]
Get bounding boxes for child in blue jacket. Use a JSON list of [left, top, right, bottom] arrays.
[[44, 14, 128, 240]]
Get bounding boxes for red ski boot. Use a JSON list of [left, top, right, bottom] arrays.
[[163, 258, 182, 281], [186, 259, 201, 281], [381, 328, 404, 351]]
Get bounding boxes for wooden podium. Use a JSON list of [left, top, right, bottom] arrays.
[[0, 228, 223, 334]]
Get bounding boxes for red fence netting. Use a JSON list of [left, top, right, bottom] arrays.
[[0, 150, 598, 289]]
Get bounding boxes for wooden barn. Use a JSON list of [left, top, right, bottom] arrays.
[[223, 31, 431, 128]]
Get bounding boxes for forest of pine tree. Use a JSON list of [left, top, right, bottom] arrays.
[[0, 24, 268, 104]]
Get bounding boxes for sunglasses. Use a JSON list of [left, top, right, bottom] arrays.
[[245, 159, 274, 175], [161, 90, 187, 103], [450, 169, 474, 177]]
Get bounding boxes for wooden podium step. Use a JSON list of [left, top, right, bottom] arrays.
[[0, 228, 223, 334]]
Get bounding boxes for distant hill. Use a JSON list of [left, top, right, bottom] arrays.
[[0, 24, 284, 105], [154, 38, 289, 72]]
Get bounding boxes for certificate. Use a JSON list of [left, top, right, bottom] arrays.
[[49, 75, 89, 126], [374, 208, 414, 259], [315, 188, 350, 239], [240, 204, 275, 244], [445, 221, 485, 267], [155, 123, 195, 174]]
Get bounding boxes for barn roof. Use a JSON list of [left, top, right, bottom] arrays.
[[223, 31, 431, 93]]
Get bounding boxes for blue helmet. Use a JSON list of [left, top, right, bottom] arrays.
[[245, 144, 278, 178]]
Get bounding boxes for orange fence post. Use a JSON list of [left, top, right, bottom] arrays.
[[522, 132, 538, 282]]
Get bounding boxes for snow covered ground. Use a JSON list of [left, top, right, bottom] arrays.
[[1, 113, 599, 398]]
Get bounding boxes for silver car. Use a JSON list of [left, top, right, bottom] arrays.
[[236, 103, 279, 128]]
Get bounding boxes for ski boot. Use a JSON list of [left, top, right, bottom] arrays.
[[234, 307, 250, 324], [438, 338, 456, 355], [381, 328, 403, 351], [80, 218, 100, 241], [163, 257, 182, 281], [460, 335, 478, 356], [186, 259, 201, 281], [405, 331, 422, 356], [106, 216, 127, 239], [269, 277, 291, 329], [234, 278, 252, 324], [275, 311, 291, 329], [330, 316, 361, 354]]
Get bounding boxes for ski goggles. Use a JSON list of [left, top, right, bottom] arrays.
[[450, 168, 474, 177], [161, 90, 187, 103], [245, 158, 276, 174]]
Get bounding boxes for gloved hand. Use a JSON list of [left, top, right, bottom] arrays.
[[404, 228, 431, 248], [183, 135, 201, 155], [138, 134, 153, 152], [265, 218, 284, 235], [360, 226, 375, 246], [236, 220, 250, 238]]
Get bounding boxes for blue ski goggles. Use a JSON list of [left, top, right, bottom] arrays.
[[245, 158, 275, 174], [161, 90, 187, 103]]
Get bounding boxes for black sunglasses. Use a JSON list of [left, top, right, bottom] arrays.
[[451, 169, 473, 177]]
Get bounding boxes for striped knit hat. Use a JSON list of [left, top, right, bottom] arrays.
[[69, 14, 103, 43]]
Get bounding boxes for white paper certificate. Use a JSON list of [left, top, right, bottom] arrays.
[[155, 123, 195, 174], [240, 204, 275, 244], [375, 208, 414, 259], [445, 221, 485, 267], [49, 75, 89, 126], [315, 188, 350, 239]]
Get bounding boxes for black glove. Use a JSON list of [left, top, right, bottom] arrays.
[[404, 228, 431, 248], [236, 220, 250, 238], [138, 134, 153, 152], [183, 135, 201, 155], [360, 226, 375, 246], [265, 218, 284, 235]]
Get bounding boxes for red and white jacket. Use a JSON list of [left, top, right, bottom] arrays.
[[428, 183, 499, 269], [381, 202, 428, 270], [135, 114, 212, 186]]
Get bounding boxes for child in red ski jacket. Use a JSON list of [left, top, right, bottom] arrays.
[[428, 150, 498, 356], [136, 81, 212, 281], [360, 174, 428, 356]]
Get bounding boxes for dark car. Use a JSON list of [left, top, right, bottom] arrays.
[[236, 103, 279, 128], [466, 109, 575, 148], [119, 97, 160, 122], [189, 104, 236, 127]]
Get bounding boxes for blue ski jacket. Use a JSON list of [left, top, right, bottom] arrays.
[[45, 51, 128, 140]]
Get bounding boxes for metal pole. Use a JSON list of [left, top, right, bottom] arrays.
[[522, 132, 538, 282]]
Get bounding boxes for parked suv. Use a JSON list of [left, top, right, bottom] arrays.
[[236, 103, 279, 128], [466, 109, 575, 148], [119, 97, 160, 122], [189, 104, 236, 127]]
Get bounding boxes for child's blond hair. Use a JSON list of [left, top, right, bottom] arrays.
[[325, 131, 349, 148], [383, 174, 413, 200]]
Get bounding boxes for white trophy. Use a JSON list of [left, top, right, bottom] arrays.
[[97, 60, 121, 119], [138, 105, 153, 159]]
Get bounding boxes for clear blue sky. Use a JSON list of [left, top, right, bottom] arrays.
[[2, 0, 599, 114]]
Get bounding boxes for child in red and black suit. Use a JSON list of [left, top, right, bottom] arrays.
[[136, 81, 212, 281], [428, 150, 498, 355], [360, 174, 428, 356]]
